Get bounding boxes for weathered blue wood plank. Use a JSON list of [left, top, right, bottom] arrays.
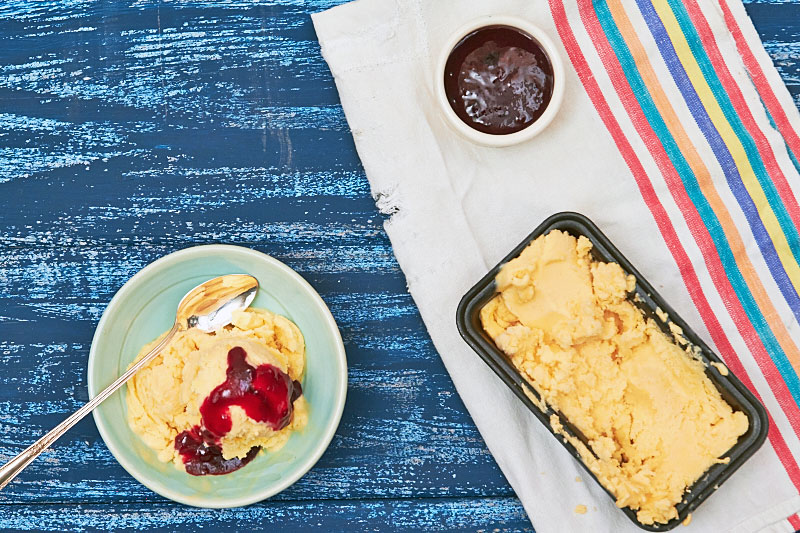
[[0, 498, 534, 533], [0, 169, 378, 247], [0, 0, 347, 123]]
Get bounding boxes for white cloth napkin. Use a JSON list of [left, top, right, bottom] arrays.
[[312, 0, 800, 531]]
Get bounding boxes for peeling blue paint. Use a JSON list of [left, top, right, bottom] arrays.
[[0, 499, 533, 532]]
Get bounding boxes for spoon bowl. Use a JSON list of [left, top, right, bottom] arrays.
[[179, 274, 259, 332]]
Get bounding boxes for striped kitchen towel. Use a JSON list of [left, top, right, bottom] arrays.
[[313, 0, 800, 531]]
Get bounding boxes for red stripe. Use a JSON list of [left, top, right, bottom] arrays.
[[576, 0, 800, 439], [717, 0, 800, 164], [789, 513, 800, 530], [681, 0, 800, 232], [546, 0, 800, 489]]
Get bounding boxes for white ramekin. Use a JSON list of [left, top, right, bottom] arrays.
[[435, 15, 566, 147]]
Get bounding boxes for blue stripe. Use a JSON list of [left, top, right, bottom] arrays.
[[634, 0, 800, 326], [664, 0, 800, 286], [592, 0, 800, 406]]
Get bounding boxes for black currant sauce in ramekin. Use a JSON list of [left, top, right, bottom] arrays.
[[443, 25, 554, 136]]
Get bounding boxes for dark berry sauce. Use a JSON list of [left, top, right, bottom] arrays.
[[443, 25, 554, 135], [175, 425, 260, 476], [174, 346, 302, 476]]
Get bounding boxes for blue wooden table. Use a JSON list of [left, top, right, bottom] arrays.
[[0, 1, 797, 531]]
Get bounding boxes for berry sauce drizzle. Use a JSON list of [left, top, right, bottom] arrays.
[[174, 425, 260, 476], [174, 346, 302, 476]]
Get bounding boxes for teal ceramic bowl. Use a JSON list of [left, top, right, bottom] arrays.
[[88, 245, 347, 508]]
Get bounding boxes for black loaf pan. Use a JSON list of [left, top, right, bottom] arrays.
[[455, 211, 768, 531]]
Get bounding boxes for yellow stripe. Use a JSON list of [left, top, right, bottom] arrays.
[[651, 0, 800, 292]]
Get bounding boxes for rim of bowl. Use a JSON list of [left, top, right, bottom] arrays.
[[435, 15, 566, 147], [87, 244, 348, 508]]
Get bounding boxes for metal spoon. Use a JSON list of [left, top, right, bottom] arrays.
[[0, 274, 259, 490]]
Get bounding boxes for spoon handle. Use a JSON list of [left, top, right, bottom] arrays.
[[0, 324, 179, 491]]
